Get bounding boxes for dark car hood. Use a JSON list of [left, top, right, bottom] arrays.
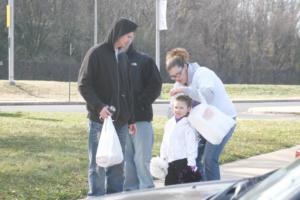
[[96, 180, 236, 200]]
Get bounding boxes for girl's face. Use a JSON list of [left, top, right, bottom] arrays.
[[168, 64, 188, 85], [173, 100, 191, 119]]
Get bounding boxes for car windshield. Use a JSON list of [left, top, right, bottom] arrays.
[[210, 158, 300, 200], [240, 158, 300, 200], [209, 171, 273, 200]]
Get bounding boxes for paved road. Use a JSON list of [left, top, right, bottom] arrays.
[[0, 101, 300, 119]]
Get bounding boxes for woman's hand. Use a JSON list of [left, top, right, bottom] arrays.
[[169, 87, 186, 96]]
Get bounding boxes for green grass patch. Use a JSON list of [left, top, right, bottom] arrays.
[[225, 84, 300, 100], [0, 112, 88, 200], [1, 111, 300, 199], [161, 83, 300, 100], [222, 120, 300, 163]]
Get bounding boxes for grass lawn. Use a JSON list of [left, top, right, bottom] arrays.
[[0, 112, 88, 200], [1, 111, 300, 199], [1, 80, 300, 102], [161, 83, 300, 100]]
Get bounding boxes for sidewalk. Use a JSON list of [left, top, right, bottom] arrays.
[[220, 145, 299, 180], [248, 106, 300, 115], [154, 145, 300, 188]]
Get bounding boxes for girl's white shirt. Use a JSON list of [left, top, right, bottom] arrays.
[[174, 62, 237, 118], [160, 116, 198, 166]]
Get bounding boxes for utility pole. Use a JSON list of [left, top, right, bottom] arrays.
[[155, 0, 167, 71], [94, 0, 98, 46], [7, 0, 15, 85], [155, 0, 160, 71]]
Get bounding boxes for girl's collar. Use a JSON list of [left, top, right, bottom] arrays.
[[174, 116, 188, 123], [175, 116, 184, 123]]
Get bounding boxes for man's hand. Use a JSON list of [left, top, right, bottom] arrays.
[[169, 87, 186, 96], [128, 123, 137, 135], [99, 106, 112, 120]]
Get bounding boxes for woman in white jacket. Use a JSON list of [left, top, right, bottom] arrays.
[[160, 95, 200, 185], [165, 48, 237, 181]]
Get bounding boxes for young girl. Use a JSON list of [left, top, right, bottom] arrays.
[[160, 95, 200, 185]]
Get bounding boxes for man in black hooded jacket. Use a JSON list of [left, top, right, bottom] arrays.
[[78, 18, 137, 197], [124, 44, 162, 190]]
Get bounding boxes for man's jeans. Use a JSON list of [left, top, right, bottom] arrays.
[[87, 120, 128, 197], [124, 121, 154, 190], [196, 123, 236, 181]]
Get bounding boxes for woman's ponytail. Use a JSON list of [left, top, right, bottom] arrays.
[[166, 48, 190, 71]]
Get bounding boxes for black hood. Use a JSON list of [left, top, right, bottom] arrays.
[[106, 18, 138, 47]]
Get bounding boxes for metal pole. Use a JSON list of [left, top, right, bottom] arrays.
[[8, 0, 15, 85], [68, 43, 72, 102], [155, 0, 160, 71], [94, 0, 98, 46]]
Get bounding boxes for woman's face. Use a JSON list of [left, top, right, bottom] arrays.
[[168, 64, 188, 85]]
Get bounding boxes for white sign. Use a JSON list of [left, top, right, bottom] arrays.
[[159, 0, 167, 30]]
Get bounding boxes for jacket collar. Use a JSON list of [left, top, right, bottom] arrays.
[[187, 62, 201, 85], [172, 116, 189, 125]]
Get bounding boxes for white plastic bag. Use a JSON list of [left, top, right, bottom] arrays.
[[188, 94, 236, 145], [96, 116, 123, 167], [150, 156, 168, 180]]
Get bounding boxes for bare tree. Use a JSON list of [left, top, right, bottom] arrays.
[[15, 0, 57, 58], [1, 0, 299, 83]]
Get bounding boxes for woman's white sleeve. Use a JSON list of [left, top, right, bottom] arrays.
[[184, 87, 202, 102], [185, 128, 198, 166], [184, 71, 215, 103]]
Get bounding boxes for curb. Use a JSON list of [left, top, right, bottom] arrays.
[[1, 99, 300, 106], [231, 99, 300, 103], [156, 99, 300, 104], [248, 106, 300, 115]]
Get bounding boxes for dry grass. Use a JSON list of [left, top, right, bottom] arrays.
[[1, 80, 300, 102], [0, 80, 83, 102]]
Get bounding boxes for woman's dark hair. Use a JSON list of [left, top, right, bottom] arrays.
[[175, 94, 192, 108], [166, 48, 190, 71]]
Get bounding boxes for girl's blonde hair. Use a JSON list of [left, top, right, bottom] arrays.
[[165, 48, 190, 71]]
